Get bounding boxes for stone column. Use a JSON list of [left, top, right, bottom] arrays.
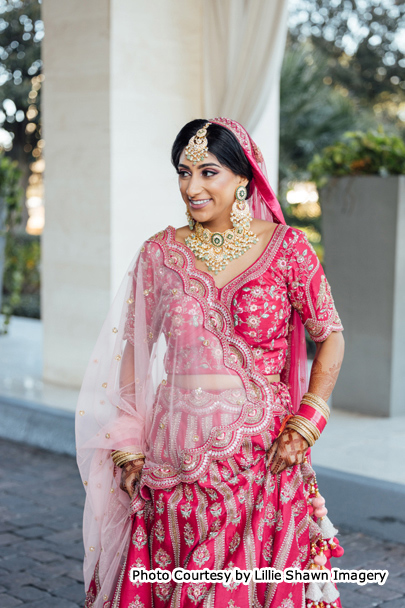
[[252, 81, 281, 192], [321, 176, 405, 416], [42, 0, 203, 388]]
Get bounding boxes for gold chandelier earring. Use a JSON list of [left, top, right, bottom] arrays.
[[230, 185, 251, 229], [186, 208, 195, 230]]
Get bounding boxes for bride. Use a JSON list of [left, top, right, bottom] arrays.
[[77, 117, 345, 608]]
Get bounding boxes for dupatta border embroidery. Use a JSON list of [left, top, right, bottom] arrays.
[[138, 226, 288, 489]]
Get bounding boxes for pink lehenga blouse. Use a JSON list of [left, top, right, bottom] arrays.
[[78, 222, 344, 608]]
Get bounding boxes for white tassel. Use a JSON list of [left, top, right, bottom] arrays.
[[305, 582, 323, 602], [317, 515, 338, 539], [321, 581, 340, 603]]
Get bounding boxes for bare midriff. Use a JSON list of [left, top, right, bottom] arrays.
[[166, 373, 280, 390]]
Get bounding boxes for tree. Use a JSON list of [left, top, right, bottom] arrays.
[[279, 38, 380, 255], [289, 0, 405, 128], [0, 0, 43, 182], [279, 40, 373, 185]]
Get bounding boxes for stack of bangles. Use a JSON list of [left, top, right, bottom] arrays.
[[285, 392, 330, 447], [111, 450, 145, 468]]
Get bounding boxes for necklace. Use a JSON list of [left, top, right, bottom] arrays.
[[185, 219, 259, 275]]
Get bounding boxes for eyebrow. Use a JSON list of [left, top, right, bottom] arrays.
[[178, 162, 221, 170]]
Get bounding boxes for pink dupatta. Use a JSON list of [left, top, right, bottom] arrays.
[[209, 117, 308, 414]]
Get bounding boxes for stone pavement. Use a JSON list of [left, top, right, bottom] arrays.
[[0, 439, 405, 608]]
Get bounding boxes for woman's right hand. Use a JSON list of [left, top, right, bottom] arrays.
[[119, 458, 144, 498], [266, 429, 309, 474]]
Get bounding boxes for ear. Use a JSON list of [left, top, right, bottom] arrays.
[[238, 176, 249, 188]]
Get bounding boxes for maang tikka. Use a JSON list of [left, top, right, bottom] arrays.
[[184, 122, 210, 165]]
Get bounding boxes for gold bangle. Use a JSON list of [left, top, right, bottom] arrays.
[[302, 392, 329, 405], [113, 453, 145, 464], [302, 397, 329, 417], [120, 457, 145, 468], [286, 423, 317, 447], [111, 451, 145, 460], [302, 392, 330, 410], [111, 450, 145, 468], [286, 415, 320, 447], [285, 422, 314, 447], [115, 457, 144, 468], [297, 415, 321, 439], [115, 456, 143, 467]]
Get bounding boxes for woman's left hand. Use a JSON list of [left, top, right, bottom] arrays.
[[119, 459, 144, 498], [266, 429, 309, 474]]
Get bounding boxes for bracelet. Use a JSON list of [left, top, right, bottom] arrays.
[[297, 392, 330, 435], [297, 404, 328, 434], [285, 415, 320, 447], [113, 455, 144, 468], [301, 392, 330, 421], [111, 450, 145, 468]]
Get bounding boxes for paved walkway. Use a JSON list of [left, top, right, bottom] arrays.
[[0, 438, 405, 608]]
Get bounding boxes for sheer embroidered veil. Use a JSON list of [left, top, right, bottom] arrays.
[[76, 117, 308, 606]]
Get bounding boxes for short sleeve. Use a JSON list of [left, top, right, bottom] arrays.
[[123, 240, 158, 346], [285, 229, 343, 342]]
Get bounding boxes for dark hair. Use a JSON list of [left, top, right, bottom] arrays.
[[171, 119, 253, 195]]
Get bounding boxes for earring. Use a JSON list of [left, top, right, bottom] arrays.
[[186, 208, 195, 230], [231, 185, 251, 228]]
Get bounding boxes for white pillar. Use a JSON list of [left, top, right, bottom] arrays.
[[110, 0, 204, 292], [252, 81, 281, 193], [42, 1, 203, 388]]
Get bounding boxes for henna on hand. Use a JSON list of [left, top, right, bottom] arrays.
[[119, 458, 144, 497], [266, 429, 309, 474], [309, 358, 342, 401]]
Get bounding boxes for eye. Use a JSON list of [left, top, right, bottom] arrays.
[[202, 170, 218, 177], [177, 170, 190, 178]]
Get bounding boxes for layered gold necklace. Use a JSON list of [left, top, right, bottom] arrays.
[[185, 214, 259, 275]]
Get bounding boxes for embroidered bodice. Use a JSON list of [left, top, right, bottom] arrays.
[[124, 224, 343, 377]]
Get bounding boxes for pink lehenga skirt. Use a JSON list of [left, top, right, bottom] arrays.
[[85, 384, 343, 608]]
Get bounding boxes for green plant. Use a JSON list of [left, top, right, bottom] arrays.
[[2, 233, 40, 320], [0, 153, 24, 333], [0, 154, 23, 224], [308, 128, 405, 188]]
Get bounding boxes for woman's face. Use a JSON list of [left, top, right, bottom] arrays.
[[177, 150, 248, 227]]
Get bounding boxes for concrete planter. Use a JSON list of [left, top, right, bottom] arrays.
[[321, 175, 405, 417]]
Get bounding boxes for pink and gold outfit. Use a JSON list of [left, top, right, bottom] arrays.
[[76, 119, 344, 608]]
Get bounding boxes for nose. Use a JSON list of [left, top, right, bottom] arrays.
[[186, 174, 204, 199]]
